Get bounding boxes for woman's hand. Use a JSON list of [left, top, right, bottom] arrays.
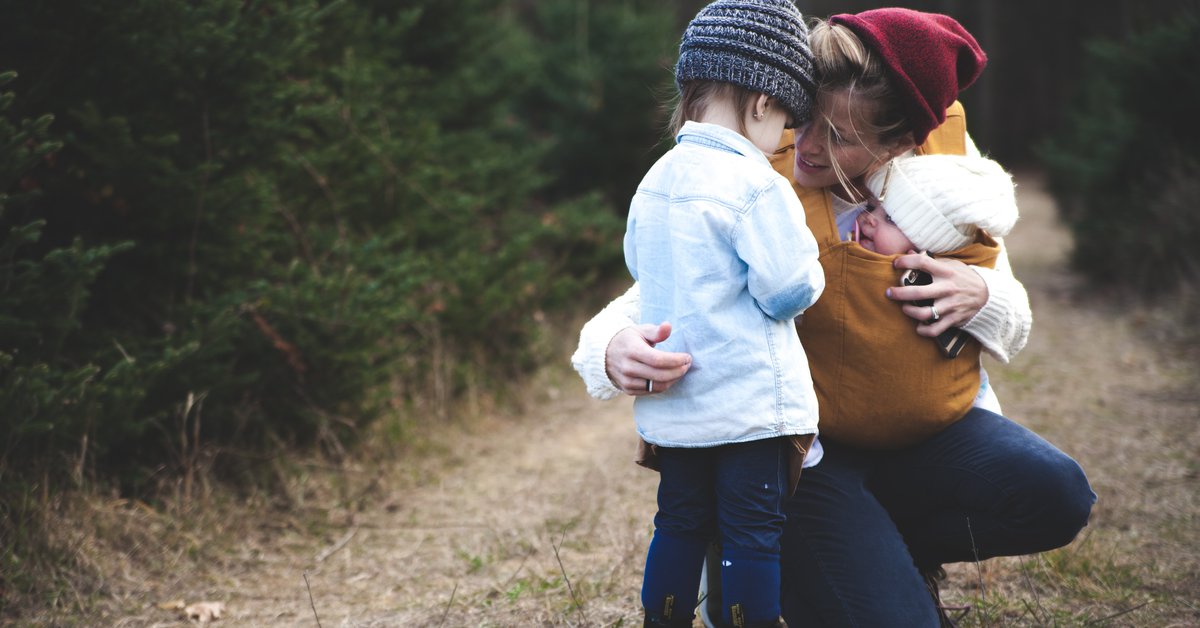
[[605, 322, 692, 396], [888, 254, 988, 337]]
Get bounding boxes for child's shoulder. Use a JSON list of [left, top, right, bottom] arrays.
[[667, 145, 789, 201]]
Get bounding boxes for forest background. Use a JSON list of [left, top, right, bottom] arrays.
[[2, 0, 1198, 621]]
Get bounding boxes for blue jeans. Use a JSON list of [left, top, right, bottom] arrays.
[[780, 408, 1096, 627], [644, 437, 788, 624]]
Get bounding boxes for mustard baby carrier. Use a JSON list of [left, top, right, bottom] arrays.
[[769, 103, 999, 449]]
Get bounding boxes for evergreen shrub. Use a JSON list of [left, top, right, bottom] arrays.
[[1038, 13, 1200, 294], [0, 0, 674, 489]]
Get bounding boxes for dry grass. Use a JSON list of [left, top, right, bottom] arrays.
[[4, 172, 1199, 627]]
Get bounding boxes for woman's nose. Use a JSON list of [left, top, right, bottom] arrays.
[[794, 122, 822, 154]]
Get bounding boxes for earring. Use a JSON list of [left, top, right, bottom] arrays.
[[753, 111, 764, 120]]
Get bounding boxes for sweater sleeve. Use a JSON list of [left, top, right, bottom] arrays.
[[570, 283, 642, 400], [962, 238, 1032, 363]]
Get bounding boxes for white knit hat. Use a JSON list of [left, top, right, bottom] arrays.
[[866, 154, 1018, 253]]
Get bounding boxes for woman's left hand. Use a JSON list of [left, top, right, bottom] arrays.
[[888, 253, 988, 337]]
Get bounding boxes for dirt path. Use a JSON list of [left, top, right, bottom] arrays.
[[229, 387, 656, 627], [102, 173, 1197, 627]]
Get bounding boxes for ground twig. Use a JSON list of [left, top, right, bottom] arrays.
[[314, 525, 358, 563], [303, 571, 322, 628], [437, 583, 458, 628], [1017, 554, 1046, 624], [553, 530, 590, 627], [966, 516, 990, 627], [1083, 600, 1151, 626]]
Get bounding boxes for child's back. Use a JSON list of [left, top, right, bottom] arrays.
[[627, 120, 823, 447]]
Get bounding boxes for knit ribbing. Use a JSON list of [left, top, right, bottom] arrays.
[[867, 155, 1017, 254], [829, 8, 986, 144], [676, 0, 815, 124]]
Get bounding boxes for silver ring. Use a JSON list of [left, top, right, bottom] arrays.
[[929, 304, 940, 322], [646, 379, 654, 393]]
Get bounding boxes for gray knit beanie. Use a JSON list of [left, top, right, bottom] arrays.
[[675, 0, 816, 124]]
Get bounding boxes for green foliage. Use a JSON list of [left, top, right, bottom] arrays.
[[0, 70, 129, 476], [1037, 13, 1200, 294], [0, 0, 673, 491], [517, 2, 679, 206]]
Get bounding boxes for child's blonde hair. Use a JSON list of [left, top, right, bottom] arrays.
[[668, 80, 759, 138]]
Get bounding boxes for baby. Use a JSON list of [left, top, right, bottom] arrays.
[[852, 154, 1017, 258], [794, 153, 1019, 450]]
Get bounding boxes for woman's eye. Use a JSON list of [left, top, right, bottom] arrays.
[[884, 212, 895, 224]]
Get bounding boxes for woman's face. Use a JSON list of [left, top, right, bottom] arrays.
[[791, 88, 905, 195]]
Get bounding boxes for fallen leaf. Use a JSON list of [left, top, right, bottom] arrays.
[[157, 599, 185, 611], [184, 601, 226, 622]]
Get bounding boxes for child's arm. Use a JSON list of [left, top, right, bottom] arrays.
[[737, 177, 825, 321]]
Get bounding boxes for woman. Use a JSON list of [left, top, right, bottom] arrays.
[[572, 8, 1096, 627]]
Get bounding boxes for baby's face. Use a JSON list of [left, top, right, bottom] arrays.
[[855, 200, 915, 255]]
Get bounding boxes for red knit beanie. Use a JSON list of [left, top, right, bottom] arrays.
[[829, 8, 986, 144]]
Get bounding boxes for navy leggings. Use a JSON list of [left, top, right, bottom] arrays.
[[646, 437, 789, 624], [780, 408, 1096, 627]]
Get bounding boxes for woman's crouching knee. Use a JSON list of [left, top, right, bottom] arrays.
[[1030, 452, 1097, 550]]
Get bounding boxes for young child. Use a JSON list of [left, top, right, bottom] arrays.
[[795, 153, 1018, 450], [623, 1, 823, 626]]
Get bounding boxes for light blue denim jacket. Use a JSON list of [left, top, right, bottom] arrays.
[[624, 121, 825, 447]]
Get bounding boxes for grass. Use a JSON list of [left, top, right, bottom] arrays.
[[3, 328, 1195, 626]]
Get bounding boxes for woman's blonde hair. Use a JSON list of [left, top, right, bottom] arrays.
[[809, 19, 918, 199]]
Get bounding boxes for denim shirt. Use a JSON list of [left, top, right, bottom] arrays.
[[624, 121, 825, 447]]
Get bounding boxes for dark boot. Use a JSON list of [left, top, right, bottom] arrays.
[[644, 594, 695, 628], [727, 604, 787, 628]]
